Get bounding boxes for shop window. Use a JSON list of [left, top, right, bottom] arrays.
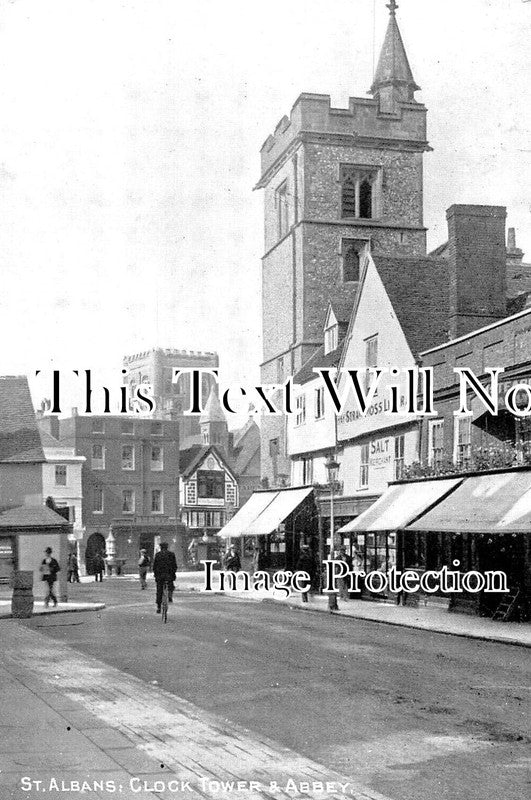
[[55, 465, 67, 486], [197, 470, 225, 499]]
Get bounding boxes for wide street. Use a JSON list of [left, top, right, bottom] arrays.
[[2, 576, 530, 800]]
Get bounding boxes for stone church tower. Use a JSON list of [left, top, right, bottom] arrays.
[[257, 1, 430, 484]]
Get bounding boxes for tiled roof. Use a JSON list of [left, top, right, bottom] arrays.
[[179, 445, 207, 475], [180, 444, 236, 480], [231, 419, 260, 475], [0, 504, 71, 529], [372, 255, 450, 356], [293, 340, 345, 386], [0, 376, 45, 463]]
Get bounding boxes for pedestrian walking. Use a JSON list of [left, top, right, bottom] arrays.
[[93, 552, 105, 582], [138, 548, 151, 590], [67, 551, 80, 583], [338, 546, 352, 601], [40, 546, 60, 607], [224, 544, 241, 572], [296, 544, 316, 603], [153, 542, 177, 613]]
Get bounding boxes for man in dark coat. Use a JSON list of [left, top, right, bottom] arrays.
[[153, 542, 177, 613], [296, 544, 316, 603], [224, 544, 241, 572], [40, 546, 61, 607]]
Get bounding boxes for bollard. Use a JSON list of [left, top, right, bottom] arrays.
[[11, 570, 34, 618]]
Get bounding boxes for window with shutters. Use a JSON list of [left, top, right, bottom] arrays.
[[340, 165, 380, 220]]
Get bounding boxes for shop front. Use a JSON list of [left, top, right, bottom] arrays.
[[405, 469, 531, 619], [338, 477, 463, 601], [218, 487, 319, 571]]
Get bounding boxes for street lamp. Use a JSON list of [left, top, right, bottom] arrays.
[[325, 454, 340, 611]]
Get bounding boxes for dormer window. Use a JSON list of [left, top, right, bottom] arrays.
[[340, 165, 380, 220], [324, 323, 338, 355]]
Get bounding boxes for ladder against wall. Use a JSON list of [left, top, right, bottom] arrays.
[[492, 588, 520, 622]]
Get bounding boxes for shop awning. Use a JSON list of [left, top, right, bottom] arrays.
[[338, 478, 463, 533], [407, 470, 531, 534], [217, 491, 279, 539], [250, 487, 314, 536], [218, 486, 314, 539]]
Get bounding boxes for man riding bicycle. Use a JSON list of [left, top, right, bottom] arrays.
[[153, 542, 177, 614]]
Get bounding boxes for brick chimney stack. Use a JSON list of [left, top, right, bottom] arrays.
[[446, 205, 507, 338]]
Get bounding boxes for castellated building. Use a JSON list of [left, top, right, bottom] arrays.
[[257, 2, 429, 484], [122, 348, 219, 449]]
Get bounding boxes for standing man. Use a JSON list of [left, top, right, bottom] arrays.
[[40, 547, 60, 608], [296, 544, 316, 603], [153, 542, 177, 614], [67, 551, 80, 583], [138, 548, 151, 590], [338, 546, 352, 601], [94, 552, 105, 582], [224, 544, 241, 572]]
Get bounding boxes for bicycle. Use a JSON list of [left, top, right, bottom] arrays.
[[160, 581, 170, 623]]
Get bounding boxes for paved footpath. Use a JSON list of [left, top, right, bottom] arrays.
[[0, 621, 390, 800]]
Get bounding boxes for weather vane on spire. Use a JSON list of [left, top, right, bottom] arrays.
[[387, 0, 398, 15]]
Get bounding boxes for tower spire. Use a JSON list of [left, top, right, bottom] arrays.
[[370, 0, 420, 108]]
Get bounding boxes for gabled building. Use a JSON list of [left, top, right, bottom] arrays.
[[0, 376, 71, 599], [38, 418, 85, 557], [258, 1, 430, 485], [179, 443, 239, 565]]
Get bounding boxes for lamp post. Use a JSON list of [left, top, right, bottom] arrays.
[[325, 454, 340, 611]]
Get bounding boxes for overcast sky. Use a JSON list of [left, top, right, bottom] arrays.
[[0, 0, 529, 411]]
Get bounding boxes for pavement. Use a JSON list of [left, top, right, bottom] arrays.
[[0, 621, 390, 800], [1, 581, 530, 800], [1, 569, 530, 646]]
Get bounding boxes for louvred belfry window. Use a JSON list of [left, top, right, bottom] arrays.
[[340, 165, 380, 220]]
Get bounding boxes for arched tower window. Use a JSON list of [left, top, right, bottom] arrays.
[[359, 179, 373, 219], [340, 165, 379, 220], [341, 238, 367, 283], [343, 245, 360, 282]]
